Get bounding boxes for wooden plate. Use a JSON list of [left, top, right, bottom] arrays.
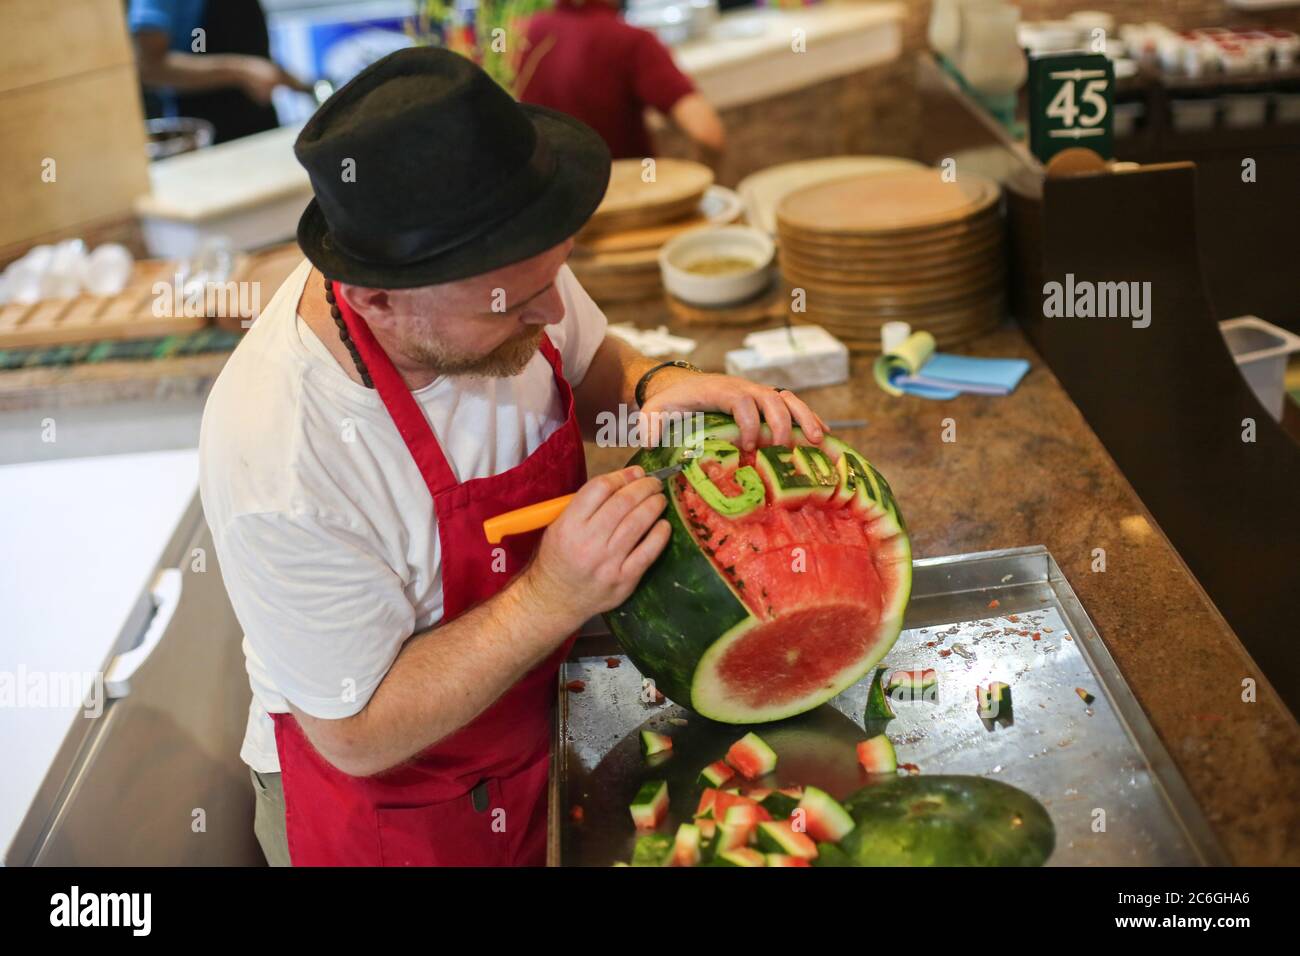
[[573, 212, 709, 256], [584, 158, 714, 234], [777, 237, 1005, 282], [738, 156, 923, 235], [778, 212, 1002, 254], [782, 276, 1005, 313], [777, 206, 1002, 250], [776, 169, 1000, 237]]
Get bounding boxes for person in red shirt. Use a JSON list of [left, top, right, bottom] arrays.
[[517, 0, 725, 160]]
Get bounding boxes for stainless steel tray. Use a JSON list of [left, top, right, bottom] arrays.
[[548, 545, 1227, 866]]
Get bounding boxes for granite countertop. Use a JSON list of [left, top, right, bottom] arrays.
[[585, 314, 1300, 866], [6, 294, 1297, 862]]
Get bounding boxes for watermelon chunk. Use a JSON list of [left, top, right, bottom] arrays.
[[630, 833, 673, 867], [760, 790, 800, 819], [756, 820, 819, 860], [857, 735, 897, 774], [604, 415, 911, 724], [640, 730, 673, 757], [695, 788, 769, 822], [864, 667, 896, 720], [764, 854, 813, 868], [671, 823, 702, 867], [796, 786, 856, 843], [977, 681, 1012, 720], [725, 732, 778, 778], [698, 760, 734, 788], [629, 780, 669, 830], [713, 847, 765, 867], [714, 821, 753, 853]]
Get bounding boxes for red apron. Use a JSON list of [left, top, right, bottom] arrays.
[[270, 282, 586, 866]]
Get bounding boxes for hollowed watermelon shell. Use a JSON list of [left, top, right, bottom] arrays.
[[605, 414, 912, 724]]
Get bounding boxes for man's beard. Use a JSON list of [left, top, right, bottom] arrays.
[[401, 325, 543, 378]]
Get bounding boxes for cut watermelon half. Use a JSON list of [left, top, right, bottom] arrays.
[[605, 415, 912, 724]]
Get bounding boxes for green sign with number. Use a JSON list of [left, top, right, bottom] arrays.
[[1027, 52, 1114, 163]]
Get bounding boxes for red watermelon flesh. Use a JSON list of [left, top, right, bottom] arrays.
[[605, 416, 911, 724], [674, 449, 908, 719]]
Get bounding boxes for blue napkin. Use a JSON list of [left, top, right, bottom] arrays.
[[893, 353, 1031, 400]]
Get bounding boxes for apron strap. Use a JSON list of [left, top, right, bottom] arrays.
[[330, 281, 568, 498]]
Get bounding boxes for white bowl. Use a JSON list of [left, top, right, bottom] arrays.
[[659, 225, 774, 307]]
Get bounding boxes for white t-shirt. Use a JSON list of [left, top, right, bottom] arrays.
[[199, 258, 608, 772]]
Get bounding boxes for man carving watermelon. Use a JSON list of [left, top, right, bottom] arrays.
[[198, 48, 833, 867]]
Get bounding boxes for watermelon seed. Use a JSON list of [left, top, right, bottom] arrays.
[[717, 535, 729, 547]]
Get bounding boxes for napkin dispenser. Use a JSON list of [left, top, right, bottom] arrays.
[[724, 325, 849, 390]]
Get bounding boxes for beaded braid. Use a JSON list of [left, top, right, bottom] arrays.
[[323, 274, 374, 388]]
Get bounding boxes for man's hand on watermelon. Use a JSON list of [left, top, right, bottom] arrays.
[[524, 466, 672, 627], [576, 336, 829, 453], [638, 369, 828, 453]]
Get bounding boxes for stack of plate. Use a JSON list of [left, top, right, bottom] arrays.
[[775, 169, 1005, 353], [737, 155, 923, 237], [570, 158, 739, 305]]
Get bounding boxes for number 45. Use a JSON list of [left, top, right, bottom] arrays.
[[1047, 79, 1108, 127]]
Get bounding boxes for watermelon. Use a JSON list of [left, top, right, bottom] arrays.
[[857, 734, 897, 774], [604, 414, 911, 724], [714, 821, 753, 853], [760, 790, 801, 820], [811, 842, 855, 867], [630, 833, 673, 867], [764, 854, 812, 868], [698, 760, 734, 788], [671, 823, 702, 867], [629, 780, 669, 830], [796, 786, 856, 843], [712, 847, 766, 867], [640, 730, 673, 757], [837, 775, 1055, 866], [696, 788, 769, 822], [725, 732, 778, 778], [864, 667, 896, 721], [976, 681, 1012, 720], [756, 820, 819, 860]]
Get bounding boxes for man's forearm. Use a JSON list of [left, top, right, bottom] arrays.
[[293, 568, 581, 777], [138, 51, 245, 93], [574, 335, 696, 437]]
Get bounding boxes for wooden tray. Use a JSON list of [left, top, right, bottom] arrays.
[[0, 259, 206, 350]]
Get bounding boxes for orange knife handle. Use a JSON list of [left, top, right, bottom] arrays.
[[482, 492, 577, 544]]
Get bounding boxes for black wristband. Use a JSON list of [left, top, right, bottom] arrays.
[[634, 360, 701, 408]]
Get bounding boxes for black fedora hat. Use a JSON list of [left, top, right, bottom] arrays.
[[294, 47, 611, 288]]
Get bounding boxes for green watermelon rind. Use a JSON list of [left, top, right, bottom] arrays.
[[604, 413, 913, 723], [837, 775, 1056, 867]]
